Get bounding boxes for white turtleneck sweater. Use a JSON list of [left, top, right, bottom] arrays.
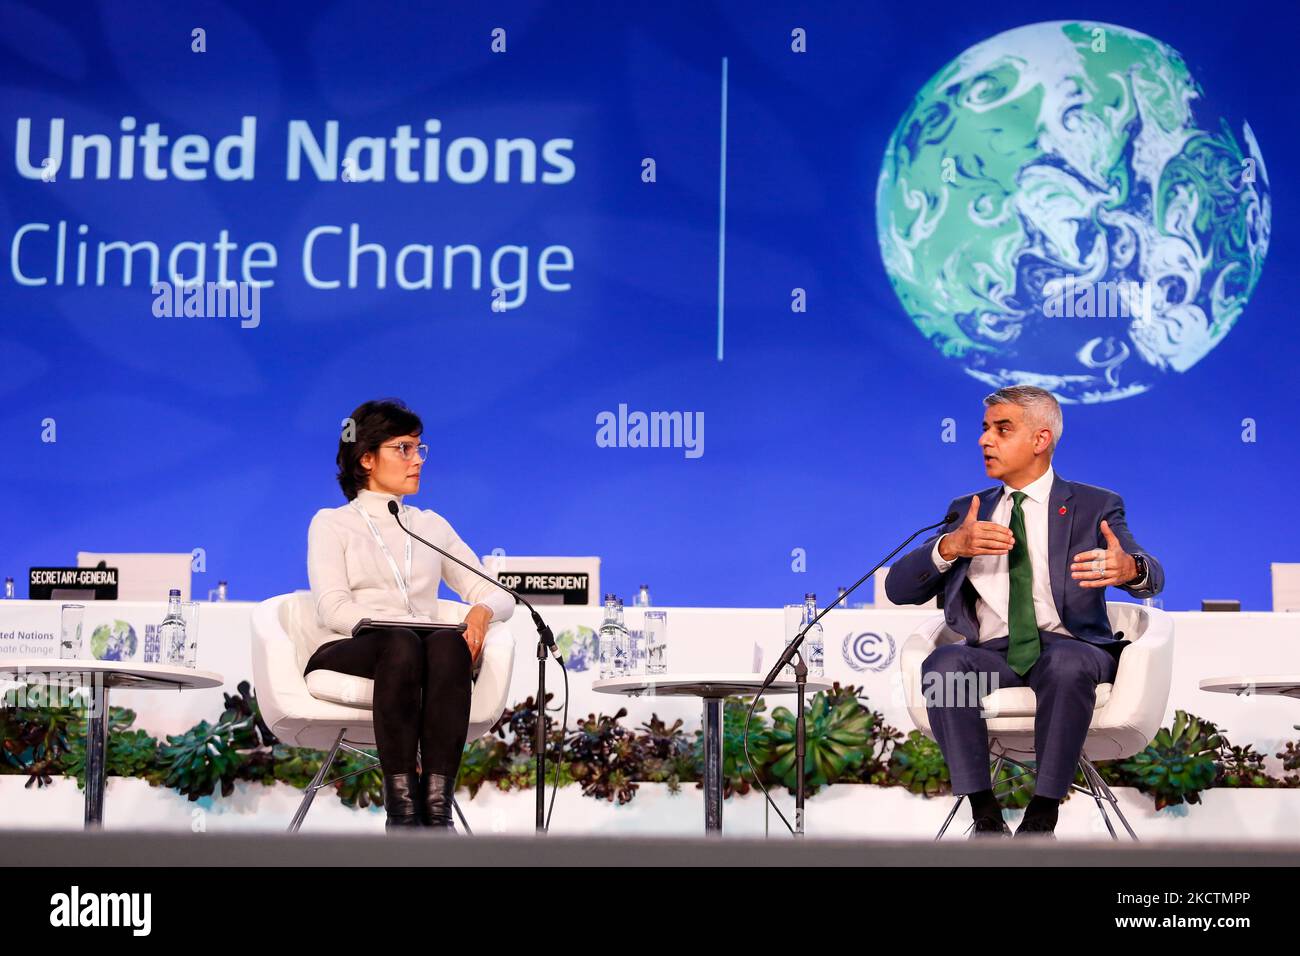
[[307, 487, 515, 639]]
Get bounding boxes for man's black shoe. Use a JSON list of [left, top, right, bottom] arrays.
[[1014, 814, 1058, 838], [969, 815, 1011, 838]]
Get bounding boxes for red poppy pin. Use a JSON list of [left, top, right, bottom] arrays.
[[1058, 506, 1067, 515]]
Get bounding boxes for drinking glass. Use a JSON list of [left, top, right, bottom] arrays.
[[181, 601, 200, 668], [59, 604, 85, 659], [644, 611, 668, 674]]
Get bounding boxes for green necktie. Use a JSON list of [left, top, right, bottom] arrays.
[[1006, 490, 1040, 676]]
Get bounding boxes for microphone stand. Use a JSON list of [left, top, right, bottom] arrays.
[[751, 510, 957, 836], [534, 633, 547, 832], [794, 651, 807, 836], [387, 502, 558, 833]]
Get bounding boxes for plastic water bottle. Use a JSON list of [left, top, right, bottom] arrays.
[[801, 592, 824, 678], [597, 594, 613, 678], [635, 584, 651, 607], [612, 596, 631, 675], [159, 589, 186, 666], [3, 577, 14, 599], [598, 593, 629, 678]]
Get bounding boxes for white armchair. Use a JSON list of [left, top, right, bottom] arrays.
[[899, 602, 1174, 839], [251, 591, 516, 831]]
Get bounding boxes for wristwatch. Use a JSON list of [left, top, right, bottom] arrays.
[[1127, 554, 1148, 587]]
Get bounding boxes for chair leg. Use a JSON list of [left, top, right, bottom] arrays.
[[1079, 760, 1118, 840], [1000, 753, 1139, 840], [451, 795, 473, 835], [935, 794, 965, 841], [288, 729, 346, 834], [994, 754, 1036, 795], [1093, 770, 1139, 840], [930, 746, 1141, 842], [1081, 758, 1139, 841]]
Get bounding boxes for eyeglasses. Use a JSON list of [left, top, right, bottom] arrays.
[[381, 441, 429, 462]]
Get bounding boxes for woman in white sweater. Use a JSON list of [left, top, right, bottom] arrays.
[[306, 398, 514, 829]]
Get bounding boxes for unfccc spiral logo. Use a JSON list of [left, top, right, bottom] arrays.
[[842, 631, 895, 672]]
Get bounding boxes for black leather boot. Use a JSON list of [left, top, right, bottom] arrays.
[[419, 770, 456, 828], [382, 771, 422, 830]]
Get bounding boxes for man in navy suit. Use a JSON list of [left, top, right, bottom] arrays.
[[885, 385, 1163, 838]]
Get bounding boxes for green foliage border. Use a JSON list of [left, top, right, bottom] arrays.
[[3, 678, 1297, 815]]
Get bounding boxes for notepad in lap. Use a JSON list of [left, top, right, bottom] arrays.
[[351, 618, 467, 637]]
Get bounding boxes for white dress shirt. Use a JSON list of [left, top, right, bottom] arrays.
[[930, 467, 1072, 644], [307, 487, 515, 638]]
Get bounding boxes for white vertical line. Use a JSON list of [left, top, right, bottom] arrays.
[[717, 56, 729, 362]]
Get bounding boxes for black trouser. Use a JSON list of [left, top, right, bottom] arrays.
[[303, 626, 473, 777]]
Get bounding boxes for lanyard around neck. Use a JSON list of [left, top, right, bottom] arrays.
[[352, 499, 414, 615]]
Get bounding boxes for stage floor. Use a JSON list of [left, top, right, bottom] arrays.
[[8, 829, 1300, 867]]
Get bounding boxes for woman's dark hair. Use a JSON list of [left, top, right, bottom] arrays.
[[336, 399, 424, 500]]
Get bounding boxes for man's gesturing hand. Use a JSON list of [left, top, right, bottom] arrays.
[[1071, 519, 1138, 588], [938, 494, 1015, 561]]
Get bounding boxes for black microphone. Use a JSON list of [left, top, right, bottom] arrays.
[[386, 499, 558, 659], [761, 510, 958, 686]]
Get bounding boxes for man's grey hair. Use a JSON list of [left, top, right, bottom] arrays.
[[983, 385, 1063, 454]]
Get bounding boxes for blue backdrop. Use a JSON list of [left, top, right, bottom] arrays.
[[1, 0, 1294, 610]]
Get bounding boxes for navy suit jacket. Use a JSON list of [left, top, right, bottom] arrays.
[[884, 474, 1164, 648]]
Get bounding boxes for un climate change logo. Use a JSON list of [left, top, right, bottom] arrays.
[[843, 631, 895, 673]]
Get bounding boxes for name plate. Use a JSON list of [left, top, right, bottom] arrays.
[[29, 567, 119, 601], [485, 555, 601, 606], [496, 572, 592, 605]]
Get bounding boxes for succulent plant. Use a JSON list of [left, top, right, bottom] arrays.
[[63, 706, 161, 790], [769, 685, 871, 794], [566, 708, 641, 803], [334, 747, 385, 809], [494, 753, 576, 792], [158, 714, 256, 800], [887, 730, 951, 797], [0, 683, 77, 787], [222, 680, 278, 748], [1277, 729, 1300, 785], [1117, 710, 1221, 809], [492, 693, 564, 756], [639, 714, 696, 793], [457, 736, 508, 797], [825, 686, 903, 786], [1216, 743, 1277, 789], [269, 746, 325, 790], [689, 697, 770, 797]]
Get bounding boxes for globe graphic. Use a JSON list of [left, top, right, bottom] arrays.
[[876, 21, 1270, 402], [556, 625, 597, 672], [90, 620, 138, 661]]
